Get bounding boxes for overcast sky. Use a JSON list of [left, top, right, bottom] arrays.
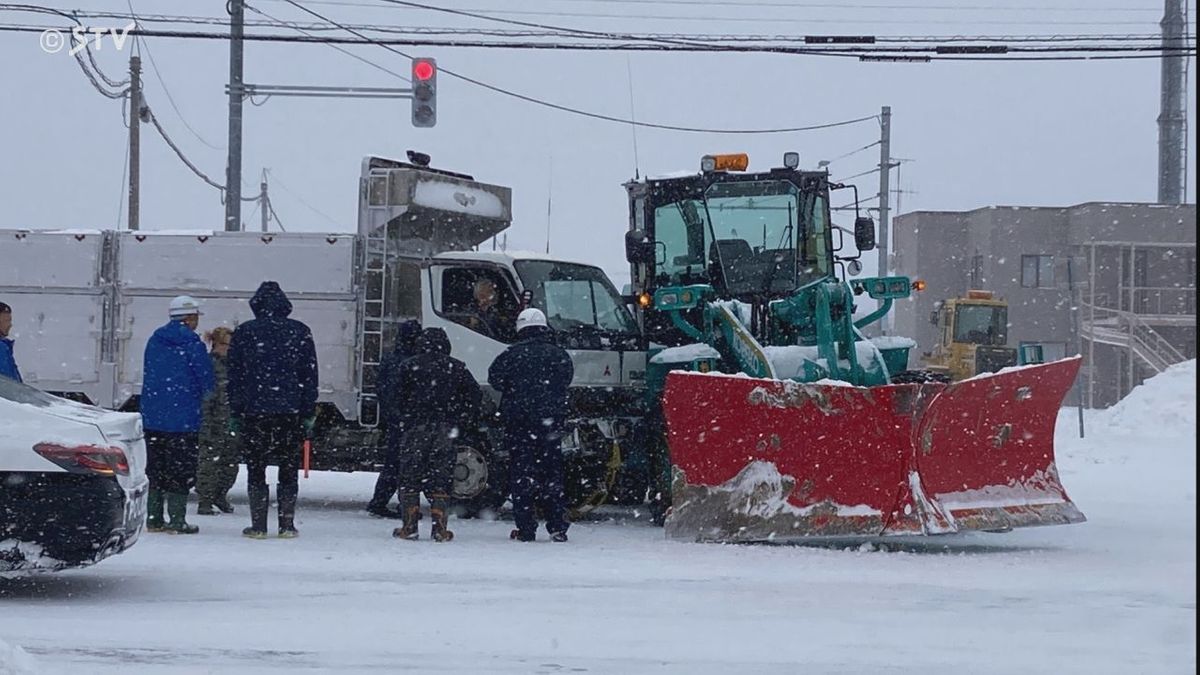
[[1, 0, 1195, 286]]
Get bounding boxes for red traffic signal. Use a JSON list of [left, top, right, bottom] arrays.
[[413, 60, 435, 81], [410, 57, 437, 128]]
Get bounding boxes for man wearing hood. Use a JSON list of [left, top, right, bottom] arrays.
[[488, 308, 574, 543], [391, 327, 481, 542], [367, 319, 423, 519], [141, 296, 216, 534], [227, 281, 319, 539]]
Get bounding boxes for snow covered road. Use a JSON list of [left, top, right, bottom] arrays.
[[2, 379, 1195, 674]]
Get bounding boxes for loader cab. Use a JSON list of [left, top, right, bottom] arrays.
[[624, 155, 835, 345], [926, 292, 1017, 380]]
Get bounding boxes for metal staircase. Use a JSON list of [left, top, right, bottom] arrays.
[[1080, 299, 1189, 375]]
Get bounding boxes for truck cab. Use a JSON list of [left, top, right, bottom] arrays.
[[357, 156, 650, 509], [923, 290, 1018, 381]]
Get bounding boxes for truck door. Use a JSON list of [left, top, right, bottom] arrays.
[[424, 263, 520, 384]]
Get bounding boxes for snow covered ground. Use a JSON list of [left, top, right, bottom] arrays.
[[2, 364, 1195, 674]]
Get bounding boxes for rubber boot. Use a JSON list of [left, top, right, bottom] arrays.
[[164, 492, 199, 534], [392, 492, 420, 540], [243, 483, 269, 539], [430, 494, 454, 542], [196, 495, 217, 516], [145, 489, 166, 532], [277, 483, 299, 539], [214, 494, 235, 514]]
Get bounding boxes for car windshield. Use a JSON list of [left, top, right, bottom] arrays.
[[0, 375, 55, 408], [514, 260, 639, 334], [954, 304, 1008, 345]]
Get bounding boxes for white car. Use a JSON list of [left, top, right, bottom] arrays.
[[0, 376, 147, 576]]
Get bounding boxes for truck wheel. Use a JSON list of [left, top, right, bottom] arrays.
[[890, 370, 952, 384], [452, 445, 509, 519]]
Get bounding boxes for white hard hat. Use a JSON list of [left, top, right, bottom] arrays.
[[168, 295, 203, 318], [515, 307, 548, 333]]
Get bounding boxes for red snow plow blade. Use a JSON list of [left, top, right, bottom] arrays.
[[660, 357, 1086, 542]]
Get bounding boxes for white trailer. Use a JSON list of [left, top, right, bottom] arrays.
[[0, 157, 651, 512]]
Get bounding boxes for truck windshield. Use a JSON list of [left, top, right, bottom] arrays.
[[954, 304, 1008, 345], [514, 261, 638, 335], [651, 179, 831, 296]]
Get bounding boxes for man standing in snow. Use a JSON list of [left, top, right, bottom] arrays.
[[141, 296, 216, 534], [367, 319, 423, 519], [0, 301, 21, 383], [227, 281, 319, 540], [391, 327, 481, 542], [488, 308, 574, 543]]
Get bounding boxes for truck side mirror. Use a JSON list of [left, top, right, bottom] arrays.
[[929, 311, 939, 325], [625, 229, 656, 264], [854, 217, 876, 252]]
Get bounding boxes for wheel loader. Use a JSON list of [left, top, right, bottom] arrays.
[[624, 152, 1085, 542], [922, 291, 1031, 381]]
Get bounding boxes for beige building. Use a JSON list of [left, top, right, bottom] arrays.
[[890, 202, 1195, 408]]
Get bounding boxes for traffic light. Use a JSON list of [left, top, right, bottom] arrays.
[[411, 57, 437, 128]]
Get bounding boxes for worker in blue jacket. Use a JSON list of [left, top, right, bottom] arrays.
[[0, 302, 21, 383], [140, 296, 216, 534]]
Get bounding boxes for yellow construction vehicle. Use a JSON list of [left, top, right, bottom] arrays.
[[923, 290, 1021, 381]]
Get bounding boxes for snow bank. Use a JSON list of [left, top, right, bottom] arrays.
[[0, 637, 37, 675], [1097, 359, 1196, 438]]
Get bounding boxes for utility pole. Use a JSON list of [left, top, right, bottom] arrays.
[[1157, 0, 1188, 204], [127, 55, 142, 231], [877, 106, 892, 333], [224, 0, 245, 232], [260, 172, 269, 233]]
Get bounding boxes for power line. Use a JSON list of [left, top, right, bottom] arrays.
[[127, 1, 224, 151], [264, 168, 338, 227], [272, 0, 885, 133], [251, 1, 1178, 26], [6, 23, 1190, 59], [244, 2, 411, 81], [144, 108, 227, 193], [9, 8, 1193, 45]]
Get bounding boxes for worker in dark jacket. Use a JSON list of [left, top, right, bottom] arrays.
[[141, 296, 216, 534], [0, 301, 21, 383], [227, 281, 319, 540], [391, 327, 481, 542], [366, 319, 423, 519], [488, 308, 574, 542], [195, 326, 240, 516]]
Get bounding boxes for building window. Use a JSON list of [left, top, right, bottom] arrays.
[[1021, 255, 1055, 288]]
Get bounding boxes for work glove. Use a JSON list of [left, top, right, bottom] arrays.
[[302, 415, 317, 436], [228, 417, 241, 435]]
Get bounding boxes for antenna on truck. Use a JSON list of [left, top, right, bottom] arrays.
[[626, 56, 641, 180]]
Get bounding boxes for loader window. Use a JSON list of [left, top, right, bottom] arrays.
[[953, 304, 1007, 346]]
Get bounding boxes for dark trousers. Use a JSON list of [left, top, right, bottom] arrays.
[[242, 415, 303, 525], [396, 423, 456, 496], [369, 438, 402, 509], [145, 431, 200, 494], [505, 419, 569, 537]]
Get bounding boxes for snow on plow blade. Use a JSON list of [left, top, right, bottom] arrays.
[[660, 358, 1086, 542]]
